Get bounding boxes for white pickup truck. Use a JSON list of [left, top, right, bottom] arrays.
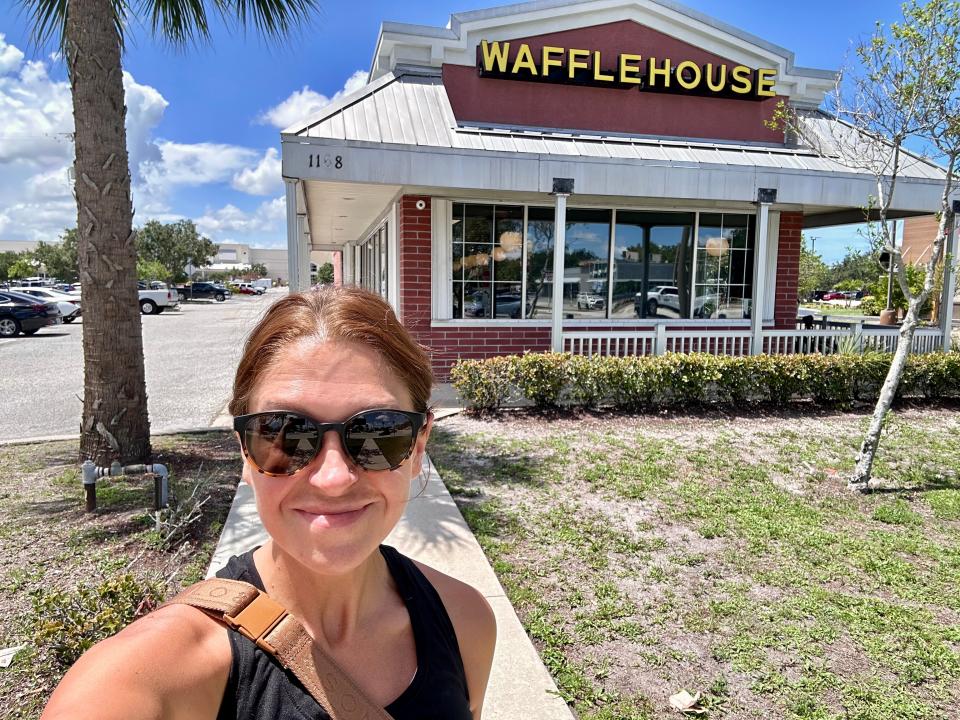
[[138, 287, 180, 315]]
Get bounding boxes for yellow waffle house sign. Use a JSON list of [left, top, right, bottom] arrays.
[[478, 40, 777, 100]]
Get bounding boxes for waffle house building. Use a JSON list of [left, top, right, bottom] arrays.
[[281, 0, 955, 377]]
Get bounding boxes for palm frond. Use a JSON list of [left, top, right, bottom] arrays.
[[20, 0, 130, 52], [140, 0, 213, 46], [133, 0, 317, 48], [218, 0, 319, 41], [18, 0, 68, 49]]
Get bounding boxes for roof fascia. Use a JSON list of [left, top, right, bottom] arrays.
[[371, 0, 837, 90]]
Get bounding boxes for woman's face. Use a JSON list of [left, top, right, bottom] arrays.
[[243, 338, 431, 576]]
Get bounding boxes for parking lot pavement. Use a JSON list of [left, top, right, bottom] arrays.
[[0, 291, 279, 442]]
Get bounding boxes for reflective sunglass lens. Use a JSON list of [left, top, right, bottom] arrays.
[[344, 410, 416, 470], [246, 413, 320, 475]]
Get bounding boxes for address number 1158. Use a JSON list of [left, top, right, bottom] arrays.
[[308, 154, 343, 169]]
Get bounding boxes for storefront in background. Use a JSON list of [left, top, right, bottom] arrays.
[[281, 0, 953, 376]]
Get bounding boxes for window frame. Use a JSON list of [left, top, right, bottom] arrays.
[[436, 198, 760, 325]]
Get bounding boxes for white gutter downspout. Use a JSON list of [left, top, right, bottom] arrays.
[[752, 188, 777, 355], [551, 179, 574, 352]]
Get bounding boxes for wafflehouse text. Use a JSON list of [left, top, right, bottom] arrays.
[[478, 40, 777, 99]]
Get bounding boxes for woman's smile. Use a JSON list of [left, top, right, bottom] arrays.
[[294, 502, 373, 529]]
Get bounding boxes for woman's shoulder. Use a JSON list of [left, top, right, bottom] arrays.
[[41, 602, 231, 720]]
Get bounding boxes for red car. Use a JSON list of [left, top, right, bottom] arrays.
[[821, 291, 847, 301]]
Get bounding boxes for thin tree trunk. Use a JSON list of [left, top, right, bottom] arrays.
[[848, 303, 921, 489], [66, 0, 151, 463]]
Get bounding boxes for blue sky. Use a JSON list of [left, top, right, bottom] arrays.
[[0, 0, 911, 261]]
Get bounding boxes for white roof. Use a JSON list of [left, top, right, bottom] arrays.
[[288, 69, 944, 183]]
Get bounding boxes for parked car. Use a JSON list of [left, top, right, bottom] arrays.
[[463, 290, 529, 318], [9, 286, 82, 323], [639, 286, 679, 316], [821, 291, 847, 301], [0, 290, 62, 337], [138, 287, 180, 315], [174, 282, 231, 302], [635, 286, 721, 318], [236, 282, 265, 295], [576, 292, 606, 310]]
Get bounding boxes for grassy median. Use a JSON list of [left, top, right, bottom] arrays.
[[0, 432, 238, 719], [430, 405, 960, 720]]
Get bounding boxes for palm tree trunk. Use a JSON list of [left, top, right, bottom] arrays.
[[67, 0, 151, 463]]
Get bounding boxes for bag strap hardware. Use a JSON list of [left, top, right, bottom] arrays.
[[223, 591, 287, 656]]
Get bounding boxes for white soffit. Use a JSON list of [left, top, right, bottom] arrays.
[[370, 0, 837, 106], [304, 181, 400, 246]]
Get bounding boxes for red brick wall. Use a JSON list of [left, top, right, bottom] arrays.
[[774, 211, 803, 328], [398, 195, 551, 379]]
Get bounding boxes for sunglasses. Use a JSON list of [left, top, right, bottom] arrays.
[[234, 409, 428, 476]]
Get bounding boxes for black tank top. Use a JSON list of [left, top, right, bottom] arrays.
[[214, 545, 472, 720]]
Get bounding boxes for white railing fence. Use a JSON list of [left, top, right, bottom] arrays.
[[562, 326, 944, 358]]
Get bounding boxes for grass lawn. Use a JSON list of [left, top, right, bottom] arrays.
[[799, 303, 868, 317], [429, 405, 960, 720], [0, 431, 238, 719]]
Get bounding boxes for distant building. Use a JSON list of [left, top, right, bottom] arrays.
[[0, 240, 44, 253]]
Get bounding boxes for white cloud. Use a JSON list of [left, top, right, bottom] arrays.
[[140, 140, 258, 187], [0, 34, 25, 75], [231, 147, 282, 195], [0, 36, 283, 244], [258, 70, 367, 130], [195, 196, 285, 243]]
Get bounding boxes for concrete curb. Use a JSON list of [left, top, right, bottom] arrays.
[[0, 425, 232, 448]]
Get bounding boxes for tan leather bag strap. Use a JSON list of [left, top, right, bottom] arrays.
[[163, 578, 394, 720]]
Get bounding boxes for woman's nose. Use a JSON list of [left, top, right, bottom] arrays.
[[305, 431, 358, 493]]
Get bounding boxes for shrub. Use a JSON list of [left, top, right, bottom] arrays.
[[30, 574, 163, 671], [449, 356, 515, 411], [450, 352, 960, 412], [510, 352, 569, 408]]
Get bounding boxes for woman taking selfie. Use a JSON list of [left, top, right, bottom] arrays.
[[42, 286, 497, 720]]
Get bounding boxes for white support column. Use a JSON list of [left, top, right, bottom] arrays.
[[941, 202, 958, 351], [297, 214, 311, 291], [284, 179, 302, 292], [551, 192, 569, 352], [751, 190, 775, 355], [342, 243, 355, 286]]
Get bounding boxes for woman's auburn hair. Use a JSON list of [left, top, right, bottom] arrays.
[[229, 286, 433, 416]]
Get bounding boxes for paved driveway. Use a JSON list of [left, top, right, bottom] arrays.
[[0, 290, 278, 442]]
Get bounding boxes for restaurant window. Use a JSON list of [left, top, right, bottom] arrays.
[[358, 222, 388, 298], [449, 203, 753, 320], [696, 214, 755, 319], [451, 203, 524, 319], [613, 211, 695, 319]]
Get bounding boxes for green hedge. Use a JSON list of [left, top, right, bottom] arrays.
[[449, 352, 960, 411]]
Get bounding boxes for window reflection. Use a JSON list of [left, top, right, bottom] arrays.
[[450, 204, 754, 321], [696, 214, 755, 319], [564, 209, 611, 319], [613, 212, 695, 319], [452, 203, 525, 318]]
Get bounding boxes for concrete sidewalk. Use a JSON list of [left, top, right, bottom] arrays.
[[207, 388, 573, 720]]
